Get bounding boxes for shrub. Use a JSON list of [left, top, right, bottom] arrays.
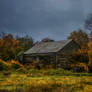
[[15, 67, 27, 73], [45, 64, 54, 69], [46, 68, 72, 76], [0, 59, 24, 71], [88, 64, 92, 73], [0, 59, 10, 71], [3, 71, 11, 76], [9, 60, 24, 70], [71, 62, 88, 72]]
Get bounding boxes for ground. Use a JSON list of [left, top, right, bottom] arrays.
[[0, 69, 92, 92]]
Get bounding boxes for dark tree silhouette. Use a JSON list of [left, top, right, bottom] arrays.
[[85, 14, 92, 31], [41, 37, 54, 42], [17, 35, 34, 51]]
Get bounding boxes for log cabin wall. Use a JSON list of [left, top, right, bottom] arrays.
[[23, 55, 34, 64], [56, 40, 80, 69]]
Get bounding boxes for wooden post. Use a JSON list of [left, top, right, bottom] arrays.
[[36, 56, 39, 63], [36, 56, 40, 70], [55, 53, 58, 69]]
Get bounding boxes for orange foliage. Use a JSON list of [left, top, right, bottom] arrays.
[[0, 34, 21, 60]]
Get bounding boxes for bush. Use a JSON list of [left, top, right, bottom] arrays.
[[71, 62, 88, 72], [0, 59, 10, 71], [15, 67, 27, 73], [45, 68, 72, 76], [9, 60, 24, 70], [0, 59, 24, 71], [3, 71, 11, 76], [88, 64, 92, 73]]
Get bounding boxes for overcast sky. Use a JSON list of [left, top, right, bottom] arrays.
[[0, 0, 92, 41]]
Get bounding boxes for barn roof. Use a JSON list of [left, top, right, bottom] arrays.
[[24, 39, 72, 54]]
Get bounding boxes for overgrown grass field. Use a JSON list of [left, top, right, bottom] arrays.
[[0, 69, 92, 92]]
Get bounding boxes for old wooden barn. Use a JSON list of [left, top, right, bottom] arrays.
[[23, 39, 79, 69]]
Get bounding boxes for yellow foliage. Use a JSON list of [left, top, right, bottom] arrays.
[[0, 59, 24, 70], [71, 62, 88, 72], [9, 60, 24, 69], [78, 48, 88, 55]]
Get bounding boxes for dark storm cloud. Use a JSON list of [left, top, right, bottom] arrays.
[[0, 0, 91, 40]]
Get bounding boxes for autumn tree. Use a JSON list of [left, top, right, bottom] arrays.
[[68, 30, 89, 64], [0, 33, 21, 61], [68, 29, 89, 49]]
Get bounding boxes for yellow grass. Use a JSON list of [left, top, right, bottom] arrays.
[[0, 72, 92, 92]]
